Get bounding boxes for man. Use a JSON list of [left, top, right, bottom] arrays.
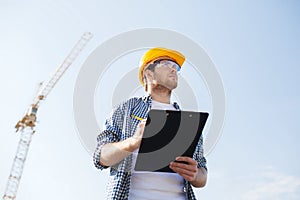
[[93, 47, 207, 200]]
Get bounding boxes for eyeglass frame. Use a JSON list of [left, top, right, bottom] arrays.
[[144, 59, 181, 73]]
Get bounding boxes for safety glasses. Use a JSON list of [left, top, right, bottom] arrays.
[[155, 60, 181, 72]]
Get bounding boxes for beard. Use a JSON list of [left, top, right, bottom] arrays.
[[151, 77, 178, 91]]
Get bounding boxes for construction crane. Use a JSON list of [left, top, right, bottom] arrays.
[[2, 32, 93, 200]]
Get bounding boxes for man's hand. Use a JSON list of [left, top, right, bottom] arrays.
[[100, 119, 146, 167], [169, 157, 198, 181], [128, 119, 146, 152], [169, 156, 207, 187]]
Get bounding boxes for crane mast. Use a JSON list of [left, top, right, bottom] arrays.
[[2, 32, 93, 200]]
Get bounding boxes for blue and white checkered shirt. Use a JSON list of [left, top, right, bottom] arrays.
[[93, 95, 207, 200]]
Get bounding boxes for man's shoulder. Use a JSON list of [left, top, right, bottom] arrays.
[[121, 96, 143, 105], [114, 96, 146, 110]]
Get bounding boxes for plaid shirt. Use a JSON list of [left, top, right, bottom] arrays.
[[93, 95, 207, 200]]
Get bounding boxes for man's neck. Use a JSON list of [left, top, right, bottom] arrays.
[[149, 86, 172, 104]]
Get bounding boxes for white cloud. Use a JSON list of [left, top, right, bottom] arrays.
[[242, 167, 300, 200]]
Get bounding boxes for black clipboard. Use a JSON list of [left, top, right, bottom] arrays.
[[134, 109, 209, 173]]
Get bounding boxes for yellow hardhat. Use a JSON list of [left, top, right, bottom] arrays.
[[138, 47, 185, 85]]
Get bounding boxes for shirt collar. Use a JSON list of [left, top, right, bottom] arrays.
[[142, 94, 180, 110]]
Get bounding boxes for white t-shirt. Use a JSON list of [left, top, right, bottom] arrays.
[[128, 100, 185, 200]]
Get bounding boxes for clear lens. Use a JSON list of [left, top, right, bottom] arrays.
[[157, 60, 181, 72]]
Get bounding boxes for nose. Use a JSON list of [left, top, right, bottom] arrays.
[[170, 65, 177, 73]]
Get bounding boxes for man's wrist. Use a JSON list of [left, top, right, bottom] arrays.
[[123, 137, 137, 152], [190, 167, 207, 188]]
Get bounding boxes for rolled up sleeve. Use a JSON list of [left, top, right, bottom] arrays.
[[194, 134, 207, 172], [93, 103, 125, 170]]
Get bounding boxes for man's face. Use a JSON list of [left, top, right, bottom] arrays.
[[148, 59, 180, 90]]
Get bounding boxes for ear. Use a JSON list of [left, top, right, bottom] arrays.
[[143, 70, 154, 81]]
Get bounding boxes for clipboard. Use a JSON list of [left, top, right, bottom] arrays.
[[134, 109, 209, 173]]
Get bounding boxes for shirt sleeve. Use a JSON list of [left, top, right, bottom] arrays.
[[93, 102, 126, 170], [193, 134, 207, 171]]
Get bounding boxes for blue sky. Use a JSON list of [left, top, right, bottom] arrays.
[[0, 0, 299, 199]]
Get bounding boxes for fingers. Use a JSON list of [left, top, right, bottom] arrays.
[[170, 165, 197, 181], [175, 156, 198, 165], [169, 157, 198, 182], [133, 119, 146, 139], [130, 119, 147, 151]]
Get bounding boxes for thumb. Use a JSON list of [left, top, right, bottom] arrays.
[[134, 119, 146, 138]]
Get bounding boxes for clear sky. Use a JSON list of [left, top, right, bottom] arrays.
[[0, 0, 299, 199]]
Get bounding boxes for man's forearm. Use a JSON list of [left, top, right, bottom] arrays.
[[190, 167, 207, 188], [99, 138, 136, 167], [99, 120, 146, 167]]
